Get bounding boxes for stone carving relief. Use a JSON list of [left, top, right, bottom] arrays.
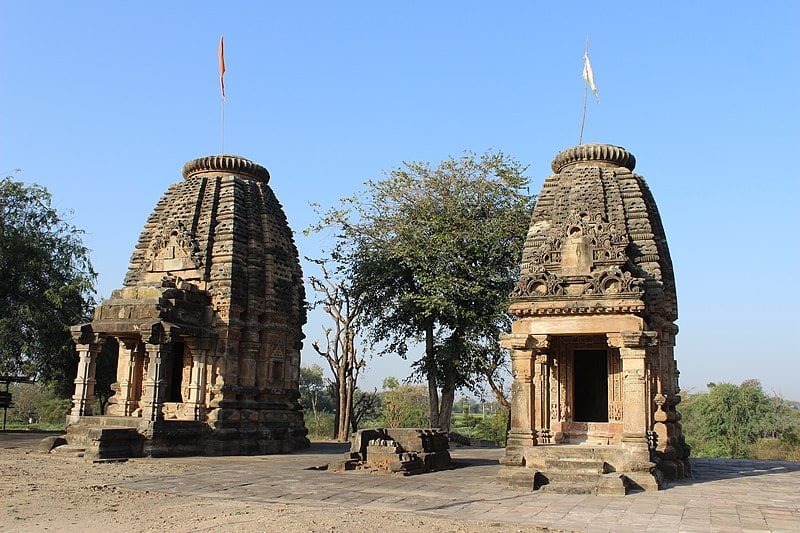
[[145, 220, 204, 275], [529, 211, 628, 270], [513, 210, 644, 299], [582, 267, 644, 296], [511, 269, 566, 298]]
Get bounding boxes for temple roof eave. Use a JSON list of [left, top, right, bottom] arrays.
[[89, 318, 216, 341]]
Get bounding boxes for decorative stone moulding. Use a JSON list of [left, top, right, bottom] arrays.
[[181, 154, 271, 183], [551, 143, 636, 173]]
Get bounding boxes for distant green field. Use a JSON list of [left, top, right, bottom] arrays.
[[2, 422, 65, 432]]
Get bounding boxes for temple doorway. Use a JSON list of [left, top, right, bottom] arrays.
[[166, 342, 185, 403], [573, 349, 609, 423]]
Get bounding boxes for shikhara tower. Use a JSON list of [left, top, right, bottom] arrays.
[[499, 144, 689, 493], [66, 155, 308, 457]]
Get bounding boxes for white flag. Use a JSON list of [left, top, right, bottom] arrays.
[[582, 52, 599, 102]]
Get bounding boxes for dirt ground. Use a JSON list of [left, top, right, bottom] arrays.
[[0, 433, 541, 533]]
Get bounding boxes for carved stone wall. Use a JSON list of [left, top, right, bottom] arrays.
[[499, 144, 687, 493], [69, 154, 308, 456], [515, 143, 677, 322]]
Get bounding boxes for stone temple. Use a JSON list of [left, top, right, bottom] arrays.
[[498, 144, 689, 494], [65, 155, 308, 457]]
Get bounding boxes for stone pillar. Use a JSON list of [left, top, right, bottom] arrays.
[[608, 332, 657, 449], [500, 333, 534, 449], [184, 338, 212, 421], [532, 336, 551, 444], [140, 342, 171, 422], [116, 337, 143, 416], [68, 325, 104, 422], [500, 333, 550, 449]]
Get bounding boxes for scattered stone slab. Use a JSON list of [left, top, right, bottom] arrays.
[[37, 435, 67, 454], [327, 428, 451, 475]]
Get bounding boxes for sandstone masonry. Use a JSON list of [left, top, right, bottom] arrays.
[[499, 144, 689, 494], [64, 154, 308, 457]]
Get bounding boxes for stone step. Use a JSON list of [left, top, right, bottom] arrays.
[[537, 472, 627, 496], [67, 427, 140, 446], [544, 458, 608, 474], [89, 416, 144, 428], [65, 425, 144, 460], [50, 444, 86, 457], [540, 470, 606, 484]]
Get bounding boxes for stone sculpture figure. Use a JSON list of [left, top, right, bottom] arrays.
[[561, 226, 593, 276], [499, 144, 689, 494]]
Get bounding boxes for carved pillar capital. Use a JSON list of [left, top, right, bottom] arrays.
[[184, 335, 216, 353], [607, 331, 658, 350], [71, 324, 105, 348], [118, 336, 141, 351], [500, 333, 529, 351], [499, 333, 550, 352], [530, 335, 550, 353], [141, 321, 180, 346]]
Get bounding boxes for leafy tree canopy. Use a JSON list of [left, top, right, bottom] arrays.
[[0, 176, 96, 395], [681, 379, 789, 459], [310, 151, 534, 428]]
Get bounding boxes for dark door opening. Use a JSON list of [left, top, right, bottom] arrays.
[[166, 342, 185, 402], [573, 349, 608, 422]]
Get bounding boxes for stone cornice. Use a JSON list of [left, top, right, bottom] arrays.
[[509, 303, 646, 317], [551, 143, 636, 173], [182, 154, 271, 183]]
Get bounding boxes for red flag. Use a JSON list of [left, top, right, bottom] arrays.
[[218, 36, 226, 101]]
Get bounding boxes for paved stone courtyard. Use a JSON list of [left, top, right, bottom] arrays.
[[107, 442, 800, 532]]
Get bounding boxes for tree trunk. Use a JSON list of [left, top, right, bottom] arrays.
[[310, 395, 321, 437], [336, 367, 349, 441], [425, 321, 440, 429], [486, 371, 511, 409], [340, 374, 354, 441], [330, 379, 341, 440], [438, 386, 455, 432], [504, 405, 511, 445]]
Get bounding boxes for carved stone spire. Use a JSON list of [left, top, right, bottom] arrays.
[[514, 143, 676, 323]]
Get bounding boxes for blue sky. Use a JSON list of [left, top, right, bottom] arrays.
[[2, 2, 799, 397]]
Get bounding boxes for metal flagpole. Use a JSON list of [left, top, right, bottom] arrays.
[[579, 78, 588, 145], [218, 36, 226, 153], [579, 39, 589, 145]]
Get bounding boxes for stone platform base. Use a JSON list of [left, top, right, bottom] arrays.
[[57, 416, 309, 460], [498, 443, 666, 494]]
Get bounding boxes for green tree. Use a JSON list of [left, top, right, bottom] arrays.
[[8, 382, 41, 423], [299, 365, 335, 437], [8, 382, 70, 427], [351, 388, 380, 432], [310, 151, 534, 431], [379, 379, 430, 428], [0, 176, 96, 395], [681, 380, 778, 458], [473, 408, 509, 446]]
